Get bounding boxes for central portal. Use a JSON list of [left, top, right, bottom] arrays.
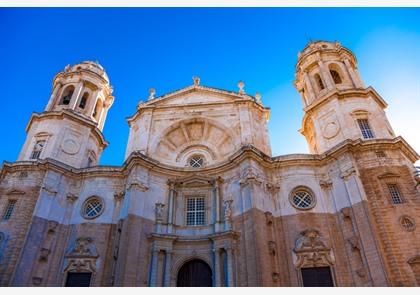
[[177, 259, 213, 287]]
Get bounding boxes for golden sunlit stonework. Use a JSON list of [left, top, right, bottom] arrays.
[[0, 41, 419, 287]]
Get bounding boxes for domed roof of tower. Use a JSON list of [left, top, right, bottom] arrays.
[[67, 61, 109, 82], [299, 40, 342, 57]]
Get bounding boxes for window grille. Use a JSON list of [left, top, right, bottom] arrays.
[[189, 155, 204, 168], [30, 140, 46, 160], [82, 197, 104, 219], [291, 190, 315, 210], [388, 184, 404, 204], [2, 200, 17, 220], [186, 197, 205, 226], [357, 119, 375, 139]]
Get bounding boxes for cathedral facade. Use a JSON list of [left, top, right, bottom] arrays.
[[0, 41, 419, 287]]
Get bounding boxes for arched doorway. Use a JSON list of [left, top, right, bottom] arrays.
[[177, 259, 212, 287]]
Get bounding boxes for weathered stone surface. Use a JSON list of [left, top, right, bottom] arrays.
[[0, 41, 419, 287]]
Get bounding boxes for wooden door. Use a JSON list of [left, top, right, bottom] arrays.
[[177, 259, 212, 287], [301, 267, 334, 287]]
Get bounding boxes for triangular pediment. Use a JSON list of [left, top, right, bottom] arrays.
[[140, 85, 255, 108], [6, 189, 26, 195], [171, 174, 216, 187]]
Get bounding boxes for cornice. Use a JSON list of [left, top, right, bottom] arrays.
[[300, 86, 387, 135], [25, 110, 108, 149], [1, 137, 418, 181]]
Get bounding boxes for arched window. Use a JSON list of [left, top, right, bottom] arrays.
[[330, 69, 342, 84], [314, 74, 325, 91], [60, 86, 75, 105], [79, 92, 89, 109], [92, 100, 102, 121]]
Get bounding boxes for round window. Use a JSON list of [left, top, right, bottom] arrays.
[[82, 197, 104, 219], [290, 188, 316, 210], [189, 155, 204, 168], [400, 215, 416, 232]]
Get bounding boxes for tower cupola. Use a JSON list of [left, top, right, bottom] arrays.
[[294, 41, 395, 154], [18, 61, 113, 168], [45, 61, 114, 131]]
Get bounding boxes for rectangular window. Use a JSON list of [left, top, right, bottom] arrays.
[[186, 197, 205, 226], [388, 184, 404, 204], [357, 119, 375, 139], [2, 200, 17, 220], [30, 140, 46, 160], [65, 272, 92, 287], [301, 267, 334, 287]]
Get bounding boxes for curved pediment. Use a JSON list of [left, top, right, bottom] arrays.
[[150, 117, 238, 167]]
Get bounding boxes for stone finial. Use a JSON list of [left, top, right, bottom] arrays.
[[192, 76, 200, 86], [148, 88, 155, 100], [238, 81, 245, 94], [64, 64, 71, 72], [255, 92, 262, 103]]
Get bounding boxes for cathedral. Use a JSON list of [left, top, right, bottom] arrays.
[[0, 40, 419, 287]]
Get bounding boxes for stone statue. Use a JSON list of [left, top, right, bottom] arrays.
[[155, 203, 165, 221], [224, 200, 233, 221]]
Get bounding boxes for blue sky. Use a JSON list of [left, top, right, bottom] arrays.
[[0, 8, 419, 166]]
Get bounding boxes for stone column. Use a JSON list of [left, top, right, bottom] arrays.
[[69, 82, 84, 110], [303, 72, 315, 104], [87, 90, 99, 117], [340, 167, 389, 286], [213, 181, 221, 232], [167, 182, 175, 234], [163, 250, 172, 287], [226, 247, 234, 287], [45, 81, 62, 111], [149, 247, 159, 287], [318, 60, 334, 90], [343, 58, 365, 88], [213, 248, 221, 287]]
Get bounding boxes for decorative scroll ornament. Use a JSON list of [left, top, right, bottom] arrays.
[[127, 181, 149, 192], [239, 167, 263, 186], [67, 237, 98, 257], [114, 191, 125, 201], [340, 167, 357, 181], [64, 237, 99, 274], [293, 228, 334, 268]]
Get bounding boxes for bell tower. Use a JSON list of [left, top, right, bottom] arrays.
[[18, 61, 114, 168], [294, 41, 395, 154]]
